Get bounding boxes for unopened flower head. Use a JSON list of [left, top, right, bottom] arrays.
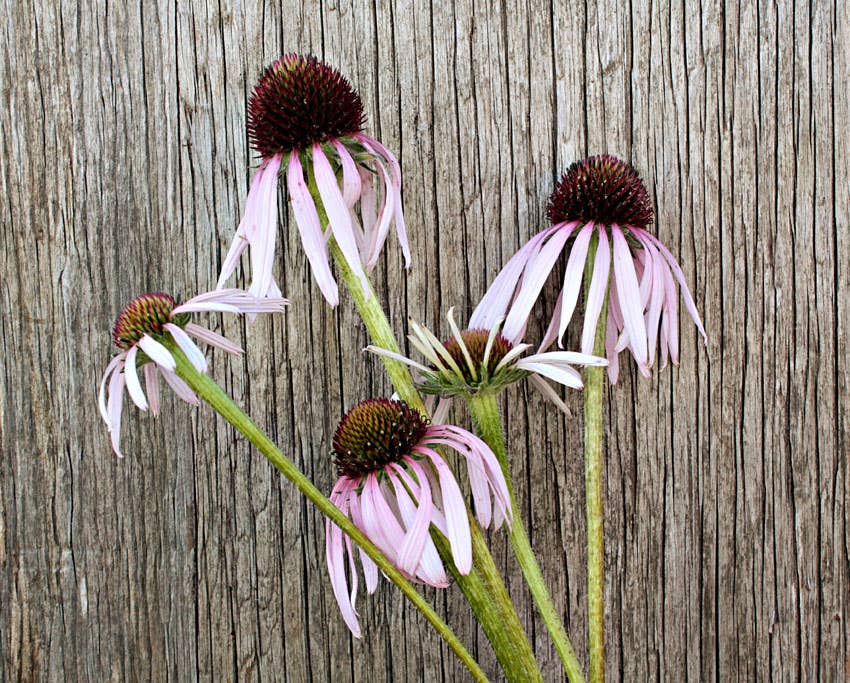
[[217, 54, 409, 308], [325, 398, 512, 637], [469, 155, 706, 383], [366, 308, 606, 413], [99, 289, 288, 457]]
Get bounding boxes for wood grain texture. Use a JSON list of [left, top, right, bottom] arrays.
[[1, 1, 847, 680]]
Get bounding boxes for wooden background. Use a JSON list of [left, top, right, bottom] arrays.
[[2, 1, 847, 680]]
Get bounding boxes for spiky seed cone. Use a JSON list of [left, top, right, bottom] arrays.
[[547, 154, 654, 230], [112, 293, 176, 350], [333, 399, 429, 479], [442, 329, 514, 383], [247, 54, 366, 158]]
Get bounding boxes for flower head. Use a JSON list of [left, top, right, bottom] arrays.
[[99, 289, 288, 456], [325, 398, 511, 637], [469, 155, 706, 383], [366, 308, 606, 412], [217, 54, 409, 307]]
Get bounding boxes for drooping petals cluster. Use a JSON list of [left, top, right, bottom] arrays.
[[469, 155, 706, 383], [367, 308, 606, 412], [325, 398, 511, 637], [99, 289, 288, 456], [217, 54, 409, 307]]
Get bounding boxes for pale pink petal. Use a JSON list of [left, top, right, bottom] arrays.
[[362, 155, 396, 269], [386, 464, 432, 574], [528, 374, 572, 415], [359, 167, 377, 237], [520, 351, 607, 367], [605, 309, 620, 384], [359, 473, 403, 560], [347, 489, 379, 593], [580, 227, 611, 354], [325, 487, 362, 637], [503, 226, 574, 342], [556, 222, 594, 346], [312, 144, 370, 296], [430, 397, 453, 426], [537, 291, 563, 353], [137, 335, 176, 371], [159, 367, 200, 406], [331, 140, 363, 207], [640, 230, 707, 343], [123, 346, 148, 411], [184, 322, 244, 356], [144, 363, 160, 415], [415, 447, 472, 574], [518, 361, 584, 389], [639, 238, 665, 365], [364, 345, 433, 374], [216, 168, 264, 289], [287, 153, 339, 306], [611, 225, 648, 369], [98, 355, 125, 425], [165, 323, 207, 373], [468, 227, 555, 330], [247, 154, 283, 300], [173, 301, 241, 314], [106, 369, 126, 457]]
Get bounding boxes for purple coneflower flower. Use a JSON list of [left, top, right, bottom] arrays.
[[325, 398, 511, 636], [98, 289, 288, 456], [367, 308, 606, 413], [217, 54, 409, 306], [469, 155, 707, 383]]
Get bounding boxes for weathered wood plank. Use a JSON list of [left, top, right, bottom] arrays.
[[1, 1, 846, 681]]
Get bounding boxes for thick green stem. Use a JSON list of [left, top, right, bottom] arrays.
[[466, 391, 586, 683], [168, 345, 489, 683], [583, 237, 609, 683]]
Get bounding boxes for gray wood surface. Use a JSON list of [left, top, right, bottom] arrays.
[[1, 1, 847, 680]]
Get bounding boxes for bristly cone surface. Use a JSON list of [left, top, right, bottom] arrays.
[[547, 154, 654, 230], [442, 329, 514, 383], [247, 54, 366, 157], [112, 293, 176, 350], [333, 399, 429, 478]]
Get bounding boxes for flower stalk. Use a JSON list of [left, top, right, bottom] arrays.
[[313, 179, 543, 682], [582, 233, 609, 683], [166, 342, 489, 683], [465, 390, 586, 683]]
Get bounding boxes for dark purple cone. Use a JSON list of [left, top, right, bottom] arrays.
[[247, 54, 365, 157], [547, 155, 654, 230]]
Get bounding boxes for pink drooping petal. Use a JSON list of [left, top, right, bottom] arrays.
[[356, 133, 410, 268], [639, 229, 707, 344], [123, 346, 149, 411], [430, 397, 453, 425], [331, 140, 363, 207], [660, 262, 680, 365], [165, 323, 208, 373], [503, 226, 574, 342], [359, 167, 378, 237], [635, 243, 653, 308], [555, 222, 594, 346], [359, 473, 403, 561], [639, 238, 665, 366], [312, 144, 370, 297], [144, 363, 160, 415], [159, 367, 200, 406], [216, 167, 264, 289], [460, 443, 492, 528], [346, 490, 379, 593], [325, 484, 362, 637], [468, 227, 555, 330], [387, 462, 433, 575], [184, 322, 244, 356], [415, 447, 472, 574], [287, 152, 339, 306], [106, 369, 126, 457], [245, 154, 282, 300], [581, 227, 611, 354], [520, 350, 607, 367], [611, 225, 648, 369], [137, 335, 176, 371], [174, 289, 288, 316], [362, 155, 396, 269], [98, 354, 125, 425]]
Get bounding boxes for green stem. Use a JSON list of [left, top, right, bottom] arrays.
[[466, 391, 586, 683], [583, 236, 608, 683], [167, 345, 489, 683], [313, 184, 541, 681]]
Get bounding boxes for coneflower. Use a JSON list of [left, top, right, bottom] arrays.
[[217, 54, 409, 306], [469, 155, 706, 382], [325, 398, 511, 637], [98, 289, 288, 456]]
